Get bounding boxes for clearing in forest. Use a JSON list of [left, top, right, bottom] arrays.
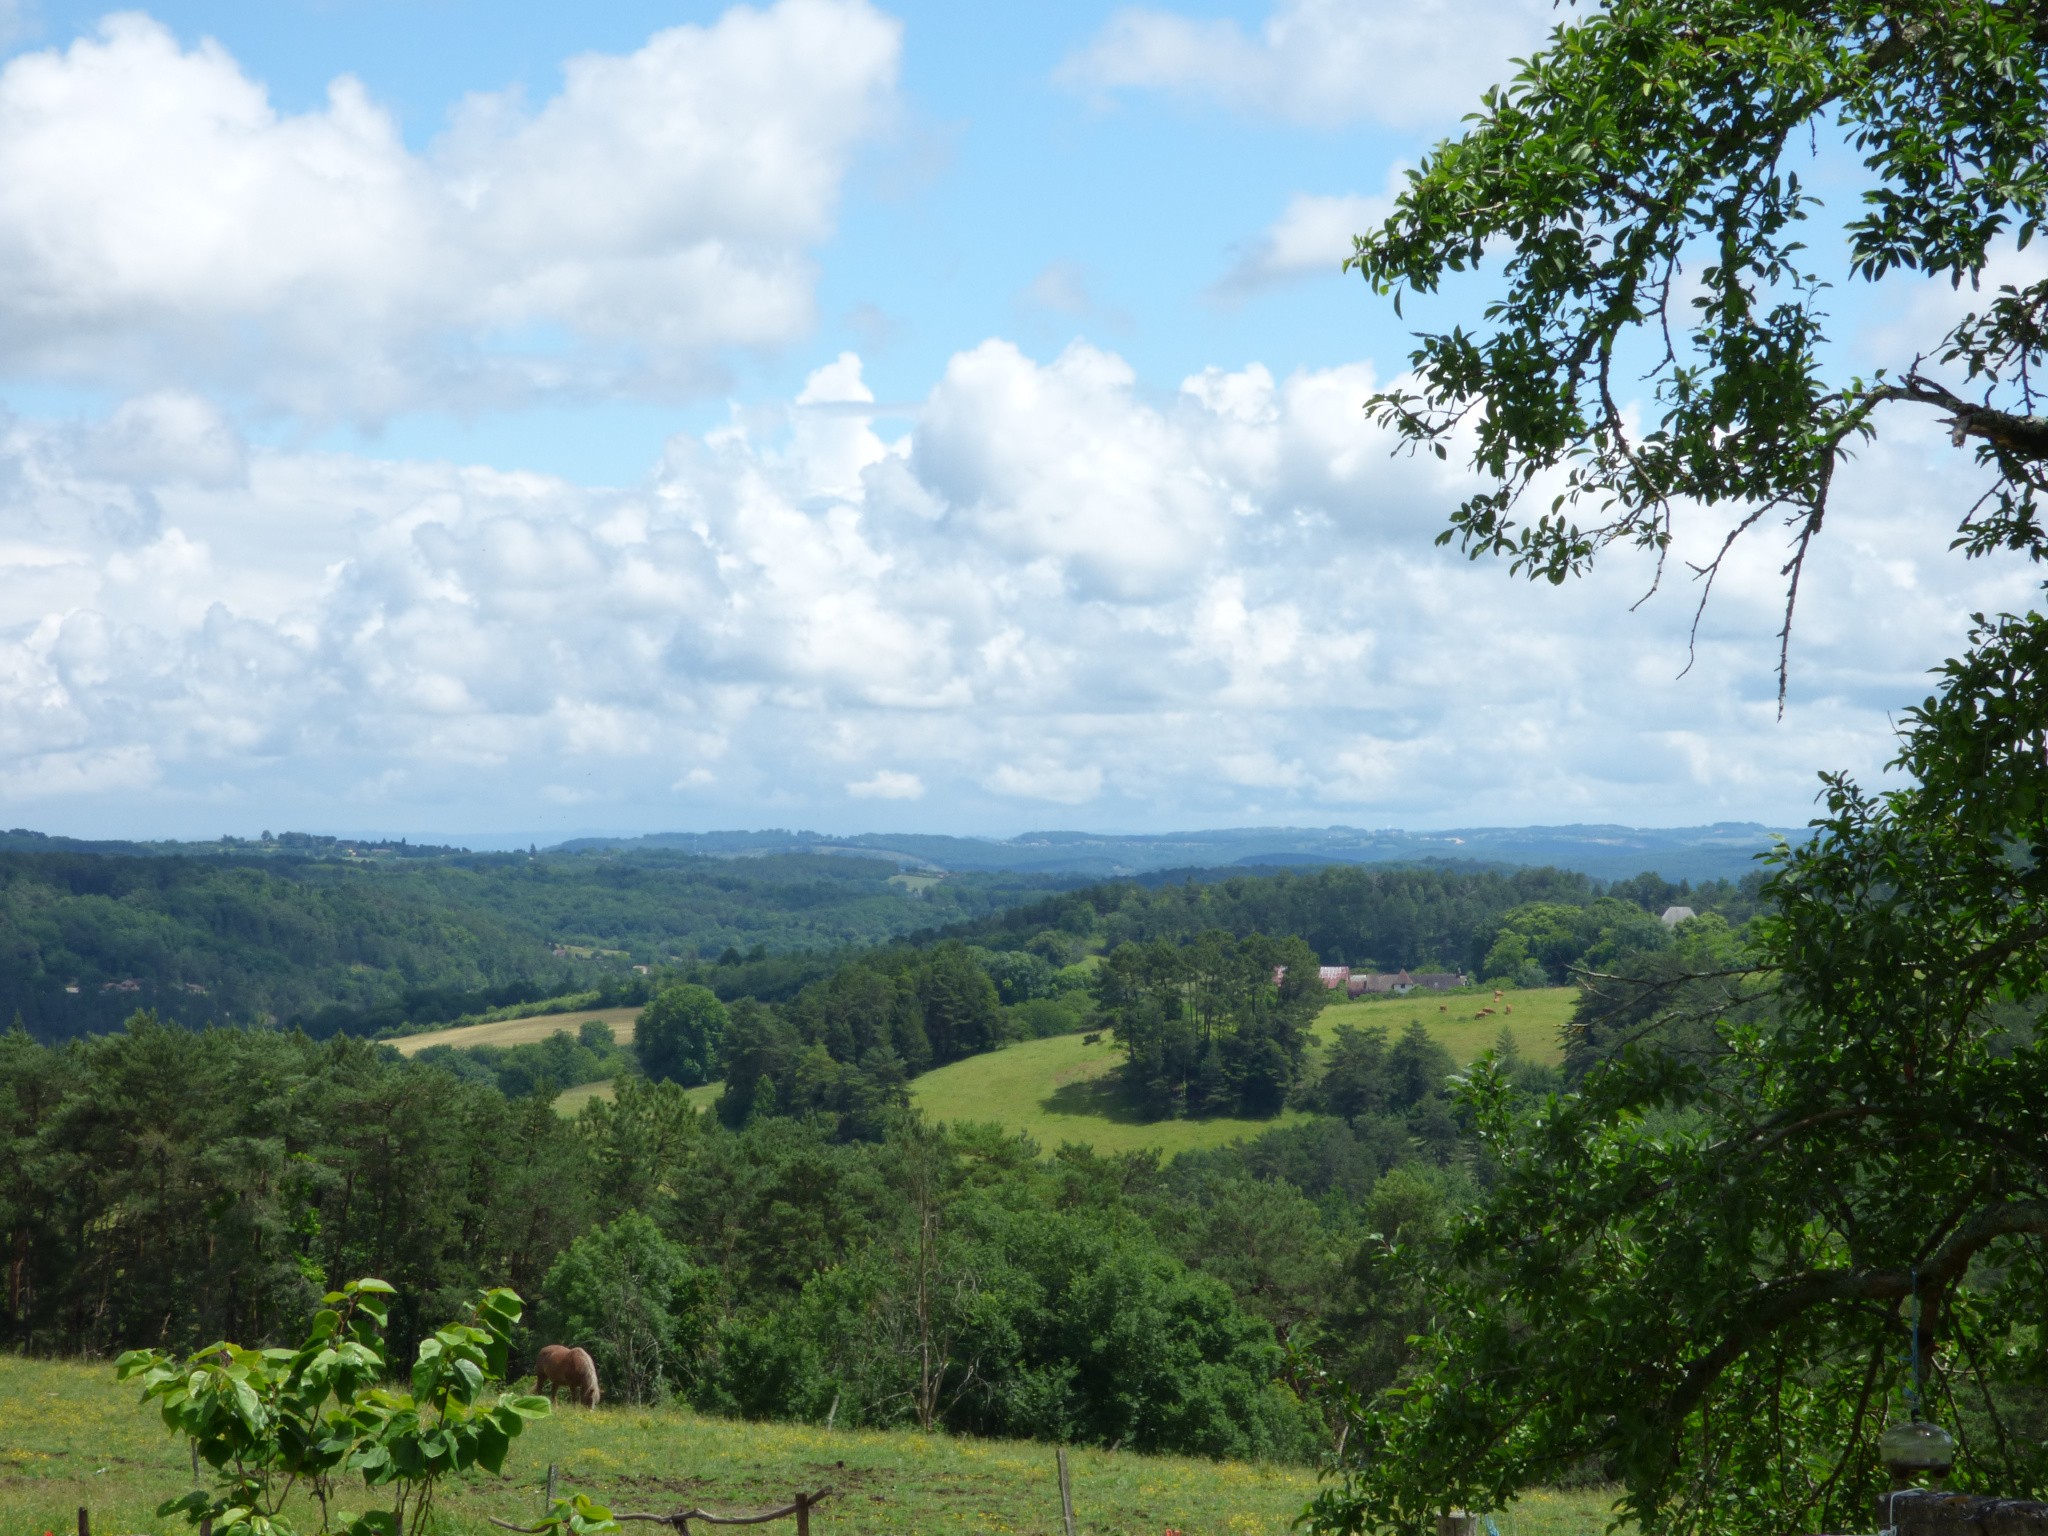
[[906, 987, 1575, 1154], [388, 1006, 641, 1055], [547, 989, 1581, 1140], [1313, 984, 1571, 1065]]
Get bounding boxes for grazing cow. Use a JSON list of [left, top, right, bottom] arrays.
[[1439, 1003, 1448, 1013], [1505, 1005, 1513, 1015], [1476, 1007, 1495, 1018], [534, 1345, 602, 1408]]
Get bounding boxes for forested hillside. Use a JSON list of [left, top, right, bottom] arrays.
[[0, 849, 1075, 1042], [0, 1017, 1539, 1462], [616, 860, 1759, 1138], [953, 862, 1762, 977]]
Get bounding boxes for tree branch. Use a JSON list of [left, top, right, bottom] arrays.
[[1867, 375, 2048, 461], [1660, 1200, 2048, 1426]]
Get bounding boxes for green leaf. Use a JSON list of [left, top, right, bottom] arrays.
[[474, 1417, 510, 1475], [115, 1349, 159, 1379]]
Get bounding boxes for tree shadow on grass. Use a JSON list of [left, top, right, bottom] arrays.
[[1039, 1070, 1286, 1128], [1040, 1071, 1160, 1126]]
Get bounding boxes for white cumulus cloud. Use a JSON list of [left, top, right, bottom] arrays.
[[848, 770, 926, 800], [0, 1, 900, 418], [1212, 173, 1412, 301], [1058, 0, 1549, 129], [0, 342, 2030, 837]]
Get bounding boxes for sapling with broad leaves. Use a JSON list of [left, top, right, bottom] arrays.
[[117, 1278, 552, 1536]]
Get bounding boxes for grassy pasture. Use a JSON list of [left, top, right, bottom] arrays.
[[0, 1355, 1621, 1536], [908, 987, 1577, 1155], [911, 1032, 1319, 1157], [1312, 985, 1573, 1065], [390, 1007, 641, 1056]]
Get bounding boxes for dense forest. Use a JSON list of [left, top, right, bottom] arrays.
[[956, 862, 1762, 978], [0, 1013, 1561, 1461], [0, 848, 1077, 1042]]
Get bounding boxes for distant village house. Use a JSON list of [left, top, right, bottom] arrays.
[[1277, 965, 1469, 995]]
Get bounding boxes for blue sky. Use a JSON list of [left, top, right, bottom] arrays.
[[0, 0, 2033, 843], [17, 0, 1435, 479]]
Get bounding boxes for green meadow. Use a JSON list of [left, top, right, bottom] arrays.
[[1313, 984, 1572, 1066], [908, 986, 1575, 1152], [0, 1355, 1619, 1536]]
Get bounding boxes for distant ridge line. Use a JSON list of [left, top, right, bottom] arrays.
[[554, 821, 1800, 884]]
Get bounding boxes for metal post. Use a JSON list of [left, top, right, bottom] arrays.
[[1057, 1448, 1077, 1536]]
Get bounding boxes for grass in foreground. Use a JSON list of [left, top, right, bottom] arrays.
[[0, 1356, 1619, 1536]]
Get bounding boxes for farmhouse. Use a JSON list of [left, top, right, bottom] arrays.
[[1274, 965, 1470, 994], [1347, 969, 1469, 996]]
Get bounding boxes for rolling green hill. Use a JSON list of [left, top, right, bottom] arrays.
[[911, 1031, 1319, 1156], [0, 848, 1077, 1044], [907, 986, 1572, 1153], [552, 987, 1579, 1146]]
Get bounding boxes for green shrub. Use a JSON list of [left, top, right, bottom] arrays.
[[539, 1213, 714, 1405]]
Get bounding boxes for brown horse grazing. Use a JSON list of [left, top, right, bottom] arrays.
[[533, 1344, 602, 1408]]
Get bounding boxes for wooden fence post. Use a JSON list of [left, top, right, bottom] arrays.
[[77, 1505, 89, 1536], [795, 1490, 811, 1536], [1057, 1448, 1077, 1536], [545, 1463, 558, 1512]]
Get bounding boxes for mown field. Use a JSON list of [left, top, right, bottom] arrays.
[[0, 1356, 1619, 1536], [390, 1007, 640, 1056]]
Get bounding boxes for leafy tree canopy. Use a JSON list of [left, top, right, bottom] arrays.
[[1351, 0, 2048, 688], [1317, 2, 2048, 1533], [635, 983, 729, 1088]]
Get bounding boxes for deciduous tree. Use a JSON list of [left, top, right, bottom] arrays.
[[1315, 2, 2048, 1532]]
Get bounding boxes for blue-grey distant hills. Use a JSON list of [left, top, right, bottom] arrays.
[[556, 822, 1799, 884]]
